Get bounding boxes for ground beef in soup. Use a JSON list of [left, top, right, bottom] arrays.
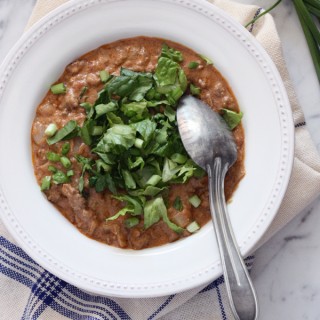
[[31, 36, 245, 250]]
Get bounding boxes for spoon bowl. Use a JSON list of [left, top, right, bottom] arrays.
[[177, 95, 237, 170]]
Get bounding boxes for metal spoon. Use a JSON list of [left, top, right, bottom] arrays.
[[177, 95, 258, 320]]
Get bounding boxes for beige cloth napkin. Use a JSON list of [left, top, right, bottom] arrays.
[[1, 0, 320, 319]]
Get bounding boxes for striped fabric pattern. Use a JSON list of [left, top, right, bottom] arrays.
[[0, 233, 254, 320]]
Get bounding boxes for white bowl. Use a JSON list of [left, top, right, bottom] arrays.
[[0, 0, 294, 297]]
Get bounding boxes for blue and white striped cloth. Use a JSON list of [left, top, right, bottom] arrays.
[[0, 220, 254, 320]]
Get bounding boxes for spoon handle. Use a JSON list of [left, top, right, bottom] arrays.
[[207, 158, 258, 320]]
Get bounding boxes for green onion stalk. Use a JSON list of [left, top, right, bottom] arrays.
[[245, 0, 320, 83]]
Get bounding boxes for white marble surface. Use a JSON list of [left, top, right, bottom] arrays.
[[1, 0, 320, 319]]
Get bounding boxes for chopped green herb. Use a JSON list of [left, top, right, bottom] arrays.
[[52, 170, 69, 184], [122, 170, 136, 189], [45, 124, 58, 137], [48, 165, 57, 173], [46, 152, 60, 162], [80, 102, 93, 113], [80, 120, 93, 146], [171, 153, 187, 164], [50, 83, 66, 95], [188, 61, 199, 69], [60, 156, 72, 169], [189, 195, 201, 208], [161, 44, 183, 62], [99, 70, 110, 83], [173, 196, 183, 211], [61, 142, 70, 155], [92, 126, 103, 136], [95, 102, 117, 117], [96, 160, 111, 173], [186, 221, 200, 233], [41, 176, 51, 191], [190, 84, 201, 96], [67, 170, 74, 177], [146, 175, 161, 186], [222, 108, 243, 130], [125, 217, 140, 228], [44, 44, 216, 232], [47, 120, 78, 145], [199, 54, 213, 65]]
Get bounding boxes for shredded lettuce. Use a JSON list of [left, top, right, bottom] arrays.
[[144, 197, 183, 233]]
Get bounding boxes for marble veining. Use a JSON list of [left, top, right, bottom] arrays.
[[0, 0, 320, 319]]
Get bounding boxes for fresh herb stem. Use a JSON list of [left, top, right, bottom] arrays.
[[294, 0, 320, 43], [305, 3, 320, 17], [293, 0, 320, 81], [245, 0, 282, 28]]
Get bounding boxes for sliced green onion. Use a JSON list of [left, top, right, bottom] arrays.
[[99, 70, 110, 83], [46, 152, 60, 162], [171, 153, 187, 164], [146, 175, 161, 186], [173, 196, 183, 211], [48, 165, 57, 173], [67, 170, 74, 177], [92, 126, 103, 136], [189, 195, 201, 208], [190, 84, 201, 96], [199, 54, 213, 65], [186, 221, 200, 233], [50, 83, 66, 95], [188, 61, 199, 69], [134, 138, 144, 149], [60, 156, 72, 169], [52, 171, 69, 184], [125, 217, 139, 228], [61, 142, 70, 155], [47, 120, 78, 145], [41, 176, 51, 191], [45, 123, 58, 137]]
